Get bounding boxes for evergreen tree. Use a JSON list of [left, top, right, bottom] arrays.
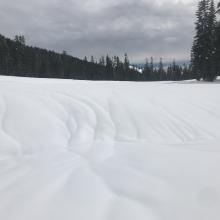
[[158, 58, 166, 80], [217, 2, 220, 13], [150, 57, 154, 80], [216, 23, 220, 75], [62, 50, 67, 55], [167, 64, 172, 81], [191, 0, 217, 81], [215, 2, 220, 75], [105, 55, 114, 80], [90, 55, 95, 63], [99, 56, 105, 66], [191, 0, 208, 80], [143, 58, 151, 80], [116, 56, 124, 80], [123, 53, 130, 80], [124, 53, 130, 71], [14, 35, 25, 45], [206, 0, 217, 80], [0, 36, 10, 75]]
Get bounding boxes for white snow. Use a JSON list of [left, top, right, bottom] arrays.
[[0, 76, 220, 220]]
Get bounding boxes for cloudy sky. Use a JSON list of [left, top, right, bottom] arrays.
[[0, 0, 196, 63]]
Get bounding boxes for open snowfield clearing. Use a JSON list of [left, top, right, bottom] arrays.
[[0, 76, 220, 220]]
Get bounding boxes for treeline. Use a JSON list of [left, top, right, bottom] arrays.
[[142, 58, 192, 81], [0, 34, 192, 81], [0, 34, 148, 81], [191, 0, 220, 81], [0, 34, 107, 80]]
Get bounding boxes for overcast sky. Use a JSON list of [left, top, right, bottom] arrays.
[[0, 0, 196, 63]]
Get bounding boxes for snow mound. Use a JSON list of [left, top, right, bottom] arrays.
[[0, 76, 220, 220]]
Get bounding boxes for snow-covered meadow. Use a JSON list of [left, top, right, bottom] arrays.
[[0, 76, 220, 220]]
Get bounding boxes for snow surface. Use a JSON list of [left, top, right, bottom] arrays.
[[0, 76, 220, 220]]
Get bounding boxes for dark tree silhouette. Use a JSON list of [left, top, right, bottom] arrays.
[[191, 0, 217, 81], [0, 33, 193, 81]]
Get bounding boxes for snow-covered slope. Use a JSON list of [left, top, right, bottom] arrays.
[[0, 76, 220, 220]]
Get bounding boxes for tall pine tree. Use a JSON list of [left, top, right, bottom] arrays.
[[158, 58, 166, 80], [217, 2, 220, 12], [143, 58, 151, 80], [216, 2, 220, 74], [191, 0, 217, 81]]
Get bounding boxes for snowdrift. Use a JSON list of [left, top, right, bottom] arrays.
[[0, 76, 220, 220]]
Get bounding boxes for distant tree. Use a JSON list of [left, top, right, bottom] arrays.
[[172, 60, 182, 80], [14, 35, 25, 45], [99, 56, 105, 66], [115, 56, 124, 80], [158, 58, 166, 80], [0, 36, 10, 75], [150, 57, 154, 73], [62, 50, 67, 55], [182, 64, 192, 80], [90, 55, 95, 63], [105, 55, 114, 80], [123, 53, 130, 71], [143, 58, 151, 80], [123, 53, 130, 80], [150, 57, 155, 80]]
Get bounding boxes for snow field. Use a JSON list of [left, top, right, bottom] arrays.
[[0, 76, 220, 220]]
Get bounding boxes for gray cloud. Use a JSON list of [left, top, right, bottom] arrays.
[[0, 0, 196, 63]]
